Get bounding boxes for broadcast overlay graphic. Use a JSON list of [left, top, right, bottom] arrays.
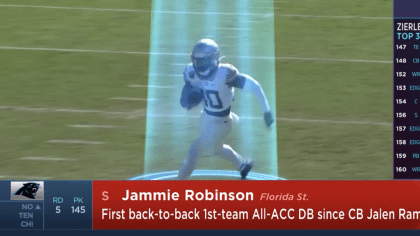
[[0, 0, 418, 233], [0, 180, 420, 230], [10, 181, 44, 200], [394, 0, 420, 179]]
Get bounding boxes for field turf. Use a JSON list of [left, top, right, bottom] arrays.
[[0, 0, 392, 180]]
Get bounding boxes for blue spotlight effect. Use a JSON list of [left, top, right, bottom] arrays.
[[129, 170, 286, 180]]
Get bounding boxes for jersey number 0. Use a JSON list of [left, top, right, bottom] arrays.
[[203, 90, 223, 109]]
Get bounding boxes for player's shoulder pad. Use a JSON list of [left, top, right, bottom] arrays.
[[220, 63, 239, 83], [183, 63, 196, 81]]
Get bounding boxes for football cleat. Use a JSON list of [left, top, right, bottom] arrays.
[[240, 159, 254, 180]]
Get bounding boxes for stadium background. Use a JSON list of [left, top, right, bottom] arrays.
[[0, 0, 392, 180]]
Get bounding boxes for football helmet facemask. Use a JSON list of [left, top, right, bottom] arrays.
[[191, 39, 220, 79]]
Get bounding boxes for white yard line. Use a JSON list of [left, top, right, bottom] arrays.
[[0, 4, 148, 12], [169, 64, 188, 67], [20, 157, 75, 161], [0, 4, 270, 16], [149, 73, 183, 77], [250, 7, 281, 9], [278, 14, 391, 20], [0, 46, 150, 55], [0, 105, 390, 126], [0, 175, 53, 180], [148, 113, 392, 126], [0, 46, 391, 63], [243, 116, 392, 126], [128, 85, 176, 88], [109, 97, 155, 101], [238, 56, 392, 64], [68, 125, 122, 128], [0, 105, 130, 115], [0, 4, 390, 19], [216, 28, 252, 30], [47, 140, 104, 145]]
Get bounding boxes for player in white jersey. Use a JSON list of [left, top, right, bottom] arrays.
[[178, 39, 274, 180]]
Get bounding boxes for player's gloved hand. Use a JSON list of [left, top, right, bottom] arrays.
[[264, 111, 274, 128], [180, 93, 192, 110], [180, 83, 203, 110]]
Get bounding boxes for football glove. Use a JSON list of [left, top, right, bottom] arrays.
[[264, 111, 274, 128], [180, 84, 203, 110]]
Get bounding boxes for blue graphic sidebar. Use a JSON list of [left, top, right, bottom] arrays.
[[0, 202, 43, 229], [393, 1, 420, 179], [0, 181, 43, 230], [394, 0, 420, 18], [0, 181, 93, 230], [44, 181, 92, 229]]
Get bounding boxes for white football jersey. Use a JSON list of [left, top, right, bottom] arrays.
[[183, 63, 239, 116]]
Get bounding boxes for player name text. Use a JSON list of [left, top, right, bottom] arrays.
[[366, 208, 420, 220], [122, 189, 254, 201]]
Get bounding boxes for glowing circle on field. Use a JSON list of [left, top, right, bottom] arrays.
[[128, 170, 286, 180]]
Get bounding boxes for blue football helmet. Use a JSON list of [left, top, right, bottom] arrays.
[[191, 39, 220, 79]]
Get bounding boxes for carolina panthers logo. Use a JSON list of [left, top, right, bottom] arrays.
[[14, 182, 40, 199]]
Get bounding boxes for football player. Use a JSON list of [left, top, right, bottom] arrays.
[[178, 39, 274, 180]]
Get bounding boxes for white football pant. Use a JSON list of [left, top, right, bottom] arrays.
[[177, 111, 243, 180]]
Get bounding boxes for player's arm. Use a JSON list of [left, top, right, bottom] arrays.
[[180, 68, 203, 110], [180, 81, 193, 110], [227, 72, 274, 127]]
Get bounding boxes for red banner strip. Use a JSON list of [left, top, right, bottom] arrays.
[[92, 181, 420, 230]]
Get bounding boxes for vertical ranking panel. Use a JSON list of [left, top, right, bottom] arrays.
[[394, 19, 420, 179]]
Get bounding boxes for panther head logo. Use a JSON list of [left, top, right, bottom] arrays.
[[14, 182, 40, 199]]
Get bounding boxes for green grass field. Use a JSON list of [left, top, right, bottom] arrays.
[[0, 0, 392, 180]]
